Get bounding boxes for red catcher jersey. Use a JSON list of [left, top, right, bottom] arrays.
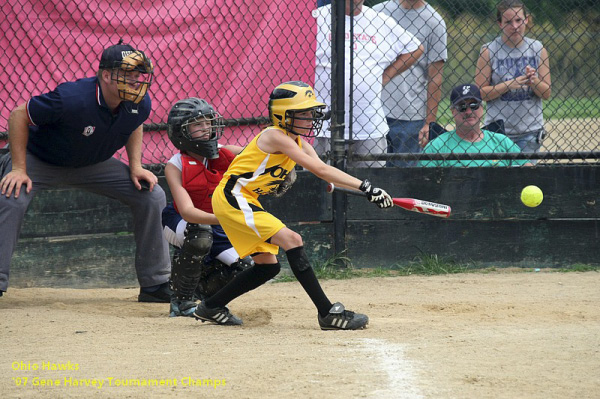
[[174, 148, 235, 214]]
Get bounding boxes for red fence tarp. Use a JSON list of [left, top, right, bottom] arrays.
[[1, 1, 316, 162]]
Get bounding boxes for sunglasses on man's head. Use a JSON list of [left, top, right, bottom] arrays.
[[454, 102, 481, 112]]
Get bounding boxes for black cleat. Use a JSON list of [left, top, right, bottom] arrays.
[[318, 302, 369, 330], [193, 302, 242, 326], [138, 282, 173, 303]]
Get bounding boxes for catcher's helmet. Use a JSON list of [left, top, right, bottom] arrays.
[[167, 98, 224, 159], [268, 81, 327, 137], [99, 42, 153, 104]]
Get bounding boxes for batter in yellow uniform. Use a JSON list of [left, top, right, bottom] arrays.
[[211, 129, 299, 258], [194, 81, 393, 330]]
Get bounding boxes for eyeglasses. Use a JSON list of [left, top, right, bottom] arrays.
[[454, 102, 481, 113]]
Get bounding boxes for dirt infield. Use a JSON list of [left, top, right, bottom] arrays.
[[1, 271, 599, 399], [543, 118, 600, 153]]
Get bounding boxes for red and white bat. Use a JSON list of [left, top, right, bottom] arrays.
[[327, 183, 451, 218]]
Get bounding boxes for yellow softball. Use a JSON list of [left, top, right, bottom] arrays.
[[521, 185, 543, 207]]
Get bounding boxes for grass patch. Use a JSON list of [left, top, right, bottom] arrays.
[[274, 253, 599, 282], [275, 252, 474, 282], [276, 252, 360, 282], [557, 264, 600, 273], [391, 252, 473, 276], [543, 98, 600, 120]]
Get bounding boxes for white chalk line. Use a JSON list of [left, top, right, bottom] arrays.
[[357, 338, 423, 399]]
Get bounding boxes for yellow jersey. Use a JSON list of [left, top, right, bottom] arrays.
[[221, 127, 299, 198], [211, 127, 300, 257]]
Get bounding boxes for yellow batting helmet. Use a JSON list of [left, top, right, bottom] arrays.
[[268, 81, 328, 137]]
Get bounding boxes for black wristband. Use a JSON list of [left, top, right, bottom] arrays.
[[359, 179, 371, 193]]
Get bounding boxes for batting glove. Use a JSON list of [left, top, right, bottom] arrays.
[[359, 179, 393, 208]]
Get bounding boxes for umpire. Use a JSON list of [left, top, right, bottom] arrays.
[[0, 41, 171, 301]]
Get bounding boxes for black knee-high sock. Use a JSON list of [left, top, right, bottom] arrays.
[[286, 246, 333, 316], [204, 263, 280, 309]]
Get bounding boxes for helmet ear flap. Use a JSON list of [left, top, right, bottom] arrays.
[[273, 113, 284, 128]]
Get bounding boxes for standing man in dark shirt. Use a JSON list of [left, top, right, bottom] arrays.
[[0, 41, 171, 302]]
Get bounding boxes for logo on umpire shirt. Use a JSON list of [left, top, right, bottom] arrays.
[[82, 126, 96, 137]]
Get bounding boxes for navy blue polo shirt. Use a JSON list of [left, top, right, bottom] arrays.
[[26, 77, 151, 167]]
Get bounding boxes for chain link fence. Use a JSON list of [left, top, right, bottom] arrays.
[[1, 0, 599, 170]]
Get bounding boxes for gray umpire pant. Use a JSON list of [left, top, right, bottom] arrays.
[[0, 151, 171, 292]]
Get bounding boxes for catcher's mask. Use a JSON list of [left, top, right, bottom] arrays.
[[167, 98, 225, 159], [99, 43, 153, 104], [268, 81, 328, 138]]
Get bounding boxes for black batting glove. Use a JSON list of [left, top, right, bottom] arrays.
[[359, 179, 393, 208]]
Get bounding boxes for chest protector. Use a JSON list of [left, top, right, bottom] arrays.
[[176, 149, 234, 213]]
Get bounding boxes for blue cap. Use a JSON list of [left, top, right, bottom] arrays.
[[99, 42, 140, 70], [450, 84, 482, 106]]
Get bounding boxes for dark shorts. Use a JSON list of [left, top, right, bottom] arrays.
[[161, 203, 235, 264]]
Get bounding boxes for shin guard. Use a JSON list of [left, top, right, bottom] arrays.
[[171, 224, 212, 301]]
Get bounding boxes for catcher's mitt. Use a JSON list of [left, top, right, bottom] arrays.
[[272, 168, 297, 197]]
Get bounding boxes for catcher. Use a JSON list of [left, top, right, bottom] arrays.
[[163, 98, 254, 317], [194, 81, 393, 330]]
